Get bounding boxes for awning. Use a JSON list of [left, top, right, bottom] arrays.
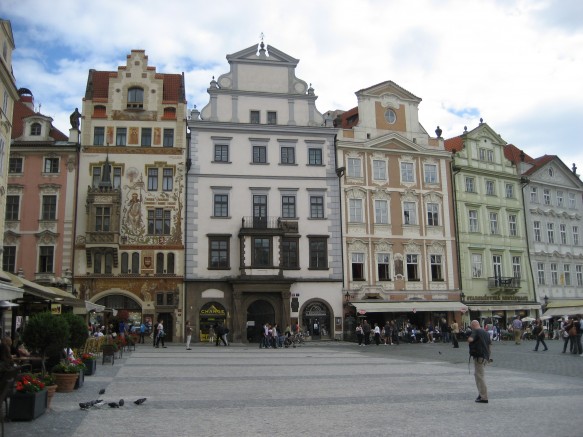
[[85, 301, 106, 312], [351, 301, 468, 314], [0, 282, 24, 301], [6, 273, 83, 308], [542, 300, 583, 317]]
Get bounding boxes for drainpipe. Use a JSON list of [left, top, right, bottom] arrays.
[[450, 151, 462, 295], [518, 160, 536, 315]]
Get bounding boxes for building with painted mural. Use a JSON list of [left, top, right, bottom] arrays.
[[186, 41, 342, 343], [336, 81, 462, 337], [5, 88, 78, 289], [445, 121, 539, 327], [74, 51, 187, 341], [510, 149, 583, 317]]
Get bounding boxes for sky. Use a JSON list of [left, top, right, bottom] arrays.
[[2, 0, 583, 170]]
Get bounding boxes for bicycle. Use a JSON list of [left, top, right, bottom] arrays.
[[284, 332, 305, 348]]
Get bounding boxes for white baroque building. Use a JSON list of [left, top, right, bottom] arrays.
[[186, 42, 342, 343]]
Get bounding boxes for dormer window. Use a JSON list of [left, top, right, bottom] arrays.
[[31, 123, 41, 136], [127, 87, 144, 109]]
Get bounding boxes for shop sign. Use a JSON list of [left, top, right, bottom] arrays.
[[51, 304, 62, 315], [465, 295, 528, 302], [200, 305, 226, 316]]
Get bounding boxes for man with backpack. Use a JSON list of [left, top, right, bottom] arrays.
[[468, 320, 492, 403]]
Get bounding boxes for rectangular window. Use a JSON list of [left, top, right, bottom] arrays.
[[214, 194, 229, 217], [530, 187, 538, 203], [547, 223, 554, 243], [375, 200, 388, 224], [44, 157, 59, 173], [116, 127, 127, 146], [39, 246, 54, 273], [141, 128, 152, 147], [250, 110, 260, 124], [569, 193, 576, 209], [310, 196, 324, 219], [280, 147, 295, 164], [5, 195, 19, 221], [113, 167, 122, 189], [512, 256, 521, 279], [9, 157, 23, 173], [400, 162, 414, 183], [564, 264, 571, 286], [95, 206, 111, 231], [430, 254, 443, 281], [485, 180, 495, 196], [281, 238, 299, 269], [253, 195, 267, 225], [309, 237, 328, 269], [148, 209, 171, 235], [93, 127, 105, 146], [465, 177, 475, 193], [534, 221, 541, 242], [253, 146, 267, 163], [537, 262, 545, 285], [42, 195, 57, 220], [281, 195, 296, 218], [560, 224, 567, 244], [2, 246, 16, 273], [479, 148, 486, 161], [577, 265, 583, 286], [487, 150, 494, 161], [347, 158, 361, 178], [427, 203, 439, 226], [573, 226, 579, 245], [351, 253, 365, 280], [267, 111, 277, 125], [508, 214, 517, 236], [209, 237, 229, 269], [214, 145, 229, 162], [471, 254, 483, 278], [148, 168, 158, 191], [489, 212, 498, 234], [403, 202, 417, 225], [424, 164, 437, 184], [92, 167, 101, 187], [373, 160, 387, 181], [406, 254, 419, 281], [469, 210, 479, 232], [557, 191, 564, 207], [308, 148, 322, 165], [505, 183, 514, 198], [349, 199, 363, 223], [253, 237, 271, 267], [543, 189, 551, 205], [377, 253, 391, 281], [163, 129, 174, 147], [550, 263, 558, 285], [162, 168, 173, 191]]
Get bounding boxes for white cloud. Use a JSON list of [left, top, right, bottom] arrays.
[[2, 0, 582, 170]]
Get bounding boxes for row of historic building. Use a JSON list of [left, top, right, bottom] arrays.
[[1, 19, 582, 343]]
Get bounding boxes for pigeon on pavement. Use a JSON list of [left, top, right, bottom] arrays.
[[99, 389, 106, 395], [108, 402, 119, 408], [118, 399, 124, 407], [134, 398, 147, 405]]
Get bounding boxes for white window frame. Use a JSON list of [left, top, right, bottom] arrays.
[[427, 203, 439, 226], [471, 253, 483, 278], [560, 224, 567, 244], [489, 212, 498, 235], [505, 183, 514, 198], [537, 262, 545, 285], [530, 187, 538, 203], [547, 223, 554, 244], [550, 263, 558, 285], [485, 180, 495, 196], [543, 189, 551, 205], [347, 158, 362, 178], [469, 210, 479, 232], [576, 265, 583, 286], [403, 202, 417, 225], [508, 214, 517, 237], [534, 221, 541, 242], [465, 177, 475, 193], [564, 264, 571, 286], [374, 199, 388, 224], [573, 226, 579, 246], [424, 163, 438, 184], [349, 198, 363, 223], [372, 160, 387, 181], [400, 162, 415, 183]]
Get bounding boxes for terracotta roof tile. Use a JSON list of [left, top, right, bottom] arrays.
[[444, 135, 464, 153], [11, 98, 67, 141], [340, 106, 358, 129], [163, 74, 184, 102]]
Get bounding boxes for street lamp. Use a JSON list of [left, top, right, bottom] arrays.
[[543, 295, 549, 306], [460, 292, 465, 302], [344, 291, 351, 303]]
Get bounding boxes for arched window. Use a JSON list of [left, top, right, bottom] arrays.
[[131, 252, 140, 273], [156, 252, 164, 274], [121, 253, 129, 273], [127, 87, 144, 109], [167, 253, 175, 274], [31, 123, 41, 136]]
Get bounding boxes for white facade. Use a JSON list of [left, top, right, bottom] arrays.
[[186, 42, 342, 343]]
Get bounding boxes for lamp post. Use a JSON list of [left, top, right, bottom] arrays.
[[344, 291, 351, 303]]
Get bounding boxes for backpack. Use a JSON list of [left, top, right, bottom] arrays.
[[469, 330, 489, 360]]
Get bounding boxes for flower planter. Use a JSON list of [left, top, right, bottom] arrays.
[[54, 372, 78, 393], [8, 389, 47, 420], [46, 384, 58, 409], [74, 370, 84, 389], [83, 359, 97, 376]]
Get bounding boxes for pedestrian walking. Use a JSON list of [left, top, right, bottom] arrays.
[[139, 322, 146, 344], [574, 316, 583, 355], [532, 319, 548, 352], [155, 320, 166, 348], [363, 320, 371, 345], [512, 316, 523, 344], [451, 319, 460, 348], [356, 323, 364, 346], [373, 323, 381, 346], [467, 319, 491, 403], [384, 321, 392, 345], [185, 320, 192, 350]]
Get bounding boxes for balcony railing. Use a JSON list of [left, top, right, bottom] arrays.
[[85, 232, 119, 244], [241, 216, 288, 230], [487, 276, 520, 289]]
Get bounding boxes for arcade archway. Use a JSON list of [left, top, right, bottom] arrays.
[[246, 300, 275, 343]]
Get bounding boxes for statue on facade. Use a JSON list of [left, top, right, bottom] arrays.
[[70, 108, 81, 129]]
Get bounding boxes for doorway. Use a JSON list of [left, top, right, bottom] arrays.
[[246, 300, 275, 343], [156, 312, 174, 342]]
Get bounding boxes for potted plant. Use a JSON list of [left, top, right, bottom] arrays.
[[22, 311, 70, 375], [52, 358, 85, 392], [81, 352, 97, 376], [8, 373, 47, 420], [37, 373, 57, 408]]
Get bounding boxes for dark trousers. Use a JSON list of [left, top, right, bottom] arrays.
[[364, 332, 371, 345], [357, 334, 363, 345], [452, 333, 459, 348], [374, 333, 380, 345], [534, 336, 547, 351], [155, 334, 165, 347], [139, 332, 145, 344]]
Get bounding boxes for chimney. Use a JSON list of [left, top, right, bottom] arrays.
[[18, 88, 34, 111]]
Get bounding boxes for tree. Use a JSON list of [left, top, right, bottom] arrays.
[[61, 312, 88, 350], [22, 312, 69, 373]]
